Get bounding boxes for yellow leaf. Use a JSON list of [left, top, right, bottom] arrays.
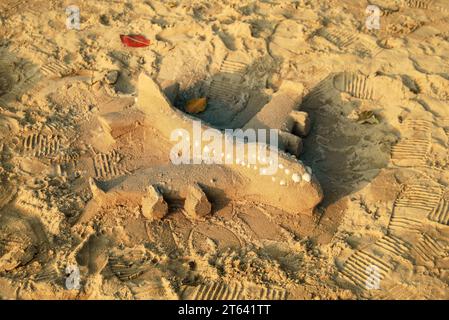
[[185, 97, 207, 114]]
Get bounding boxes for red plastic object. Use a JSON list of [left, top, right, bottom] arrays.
[[120, 34, 151, 47]]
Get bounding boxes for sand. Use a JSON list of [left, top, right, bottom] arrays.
[[0, 0, 448, 300]]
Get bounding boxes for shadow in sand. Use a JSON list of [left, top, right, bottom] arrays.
[[300, 73, 400, 242], [169, 55, 281, 130]]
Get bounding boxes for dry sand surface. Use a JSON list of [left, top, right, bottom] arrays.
[[0, 0, 449, 300]]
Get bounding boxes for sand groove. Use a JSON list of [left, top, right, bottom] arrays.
[[341, 250, 393, 289], [22, 133, 62, 157], [129, 278, 177, 300], [34, 264, 60, 283], [108, 247, 154, 282], [256, 286, 288, 300], [40, 60, 73, 78], [318, 28, 358, 48], [333, 72, 376, 100], [428, 198, 449, 225], [388, 216, 423, 233], [391, 139, 430, 164], [374, 235, 411, 257], [15, 194, 48, 215], [206, 56, 248, 107], [181, 281, 245, 300], [181, 281, 287, 300], [219, 59, 248, 75], [403, 119, 432, 132], [0, 233, 36, 272], [369, 284, 420, 300], [412, 233, 445, 264], [207, 80, 242, 105], [394, 184, 442, 212], [391, 120, 432, 166], [93, 150, 126, 179], [108, 256, 147, 281], [401, 0, 433, 9]]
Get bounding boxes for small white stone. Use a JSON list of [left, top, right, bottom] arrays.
[[302, 173, 311, 182], [285, 169, 290, 175], [292, 173, 301, 183], [306, 166, 312, 174], [279, 164, 284, 169], [280, 179, 286, 186], [261, 168, 267, 175]]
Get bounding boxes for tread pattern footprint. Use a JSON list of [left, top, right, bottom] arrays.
[[129, 278, 177, 300], [108, 247, 154, 282], [207, 56, 248, 107], [318, 27, 358, 49], [428, 197, 449, 225], [40, 60, 74, 78], [181, 281, 245, 300], [93, 150, 127, 179], [391, 120, 432, 167], [394, 184, 442, 212], [333, 72, 376, 100], [219, 58, 248, 76], [369, 283, 420, 300], [400, 0, 449, 12], [388, 216, 423, 234], [374, 235, 411, 258], [181, 281, 287, 300], [108, 256, 147, 281], [33, 264, 60, 283], [208, 79, 242, 106], [412, 233, 446, 265], [340, 250, 393, 290], [389, 183, 443, 234], [21, 133, 63, 157], [401, 0, 433, 9]]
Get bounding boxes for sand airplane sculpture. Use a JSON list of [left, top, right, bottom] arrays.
[[80, 73, 323, 222]]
